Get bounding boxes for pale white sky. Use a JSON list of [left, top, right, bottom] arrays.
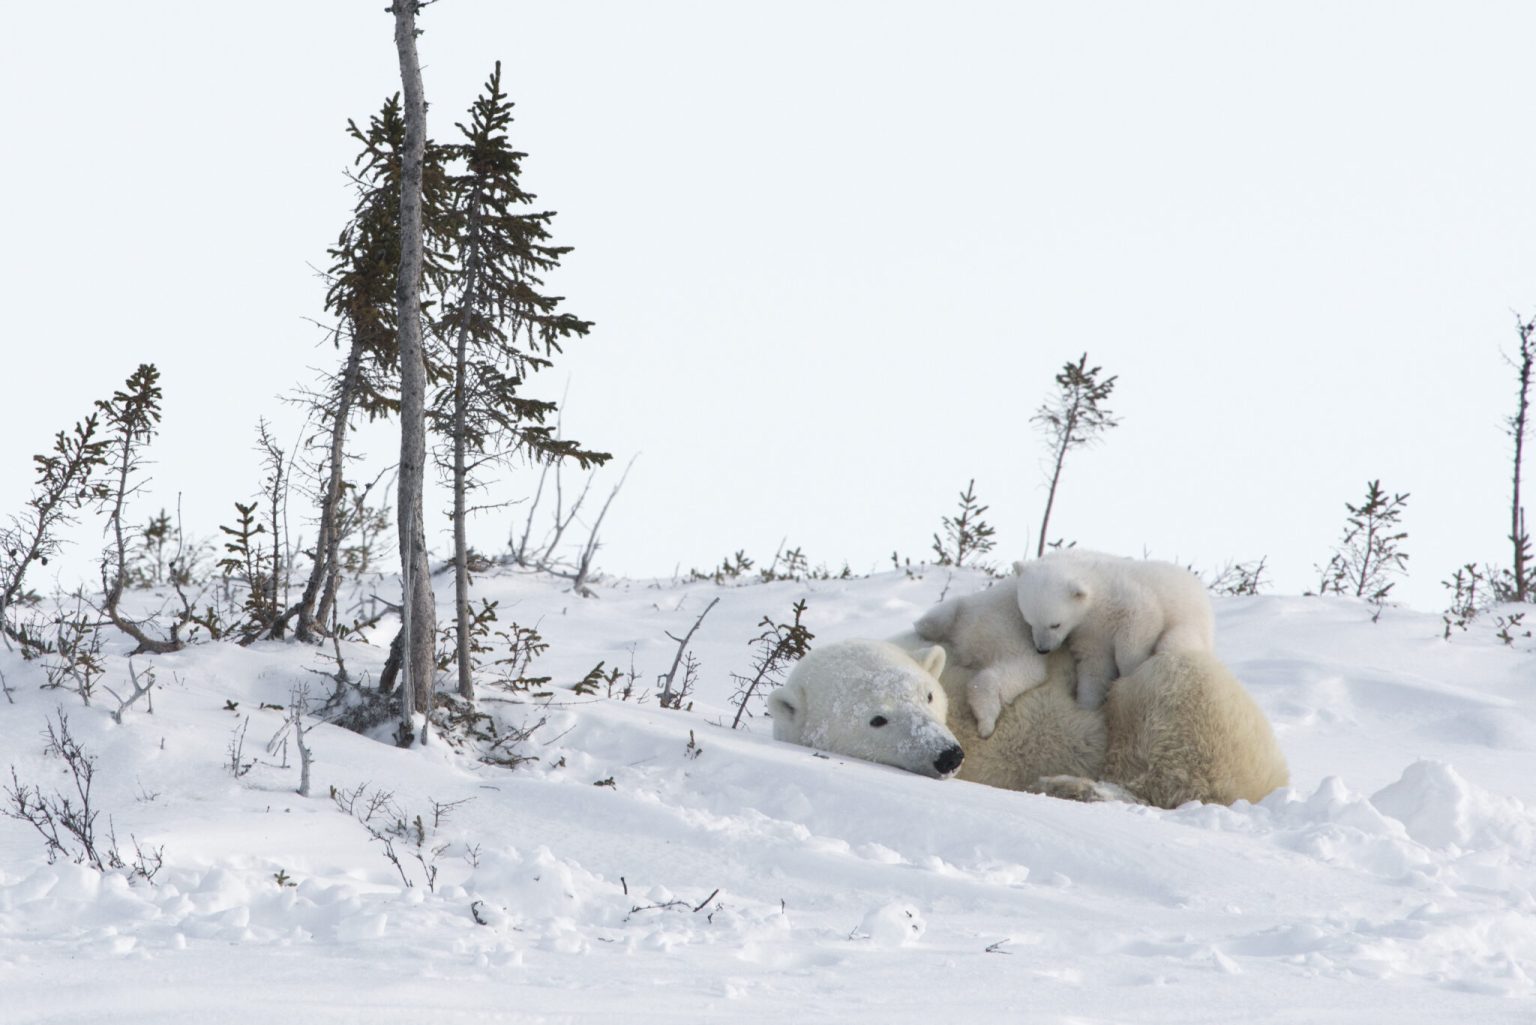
[[4, 2, 1535, 612]]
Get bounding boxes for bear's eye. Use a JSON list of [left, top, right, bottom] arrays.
[[927, 692, 934, 704], [1049, 623, 1061, 630], [869, 715, 889, 728]]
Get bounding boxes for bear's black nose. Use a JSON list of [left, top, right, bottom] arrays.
[[1036, 645, 1052, 655], [934, 744, 964, 776]]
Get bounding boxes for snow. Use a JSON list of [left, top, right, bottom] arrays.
[[2, 568, 1535, 1023]]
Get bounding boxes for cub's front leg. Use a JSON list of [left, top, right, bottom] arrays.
[[965, 655, 1049, 739], [1068, 641, 1118, 710]]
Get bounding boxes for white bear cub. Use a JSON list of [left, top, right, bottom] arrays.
[[913, 580, 1050, 739], [1014, 549, 1214, 710]]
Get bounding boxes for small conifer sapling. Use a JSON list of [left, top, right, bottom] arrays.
[[1032, 353, 1119, 557], [1315, 479, 1410, 615]]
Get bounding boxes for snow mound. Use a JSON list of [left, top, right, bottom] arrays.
[[1371, 760, 1536, 853], [853, 902, 926, 947]]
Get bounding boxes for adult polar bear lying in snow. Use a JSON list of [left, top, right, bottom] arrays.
[[769, 635, 1287, 807]]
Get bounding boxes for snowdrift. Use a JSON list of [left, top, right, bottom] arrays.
[[2, 569, 1535, 1023]]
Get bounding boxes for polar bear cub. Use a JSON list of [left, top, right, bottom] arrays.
[[1014, 549, 1215, 711], [913, 581, 1049, 739]]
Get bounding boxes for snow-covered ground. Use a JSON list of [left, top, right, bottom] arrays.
[[3, 568, 1534, 1023]]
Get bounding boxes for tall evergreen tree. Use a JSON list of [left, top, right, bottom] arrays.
[[432, 62, 609, 701], [291, 96, 451, 644]]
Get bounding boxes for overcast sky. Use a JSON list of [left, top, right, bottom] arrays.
[[5, 1, 1536, 613]]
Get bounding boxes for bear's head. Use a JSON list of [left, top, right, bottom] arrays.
[[1014, 557, 1090, 654], [769, 640, 965, 779]]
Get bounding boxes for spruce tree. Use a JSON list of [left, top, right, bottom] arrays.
[[1, 410, 110, 652], [1032, 353, 1119, 557], [432, 62, 608, 701], [291, 95, 451, 644], [96, 364, 186, 654], [1316, 479, 1410, 610]]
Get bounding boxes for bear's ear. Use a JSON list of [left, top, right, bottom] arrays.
[[1072, 586, 1088, 602], [767, 684, 804, 744], [912, 644, 946, 680], [1012, 559, 1027, 576]]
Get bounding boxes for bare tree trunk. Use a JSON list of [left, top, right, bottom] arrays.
[[392, 0, 435, 731], [1035, 408, 1077, 558], [296, 337, 365, 642], [451, 209, 483, 701], [1512, 321, 1533, 604]]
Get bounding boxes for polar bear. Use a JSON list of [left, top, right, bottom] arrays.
[[1043, 649, 1289, 807], [770, 635, 1287, 808], [1013, 550, 1216, 711], [913, 579, 1049, 739], [768, 640, 966, 779]]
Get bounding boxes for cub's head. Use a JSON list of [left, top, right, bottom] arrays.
[[1014, 558, 1091, 654], [769, 640, 964, 779]]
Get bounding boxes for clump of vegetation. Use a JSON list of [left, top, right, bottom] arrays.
[[1441, 563, 1487, 639], [1207, 557, 1269, 597], [3, 710, 163, 882], [729, 599, 814, 730], [1033, 353, 1119, 557], [658, 598, 719, 711], [931, 479, 997, 570], [0, 409, 109, 654], [1314, 479, 1410, 618]]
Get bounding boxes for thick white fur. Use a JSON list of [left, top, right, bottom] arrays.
[[887, 631, 1106, 790], [776, 634, 1287, 808], [1013, 550, 1216, 710], [913, 579, 1046, 738], [769, 640, 965, 779], [1081, 649, 1288, 806]]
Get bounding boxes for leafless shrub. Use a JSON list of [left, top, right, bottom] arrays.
[[507, 452, 636, 597], [331, 782, 464, 892], [41, 594, 105, 705], [1207, 557, 1269, 597], [3, 709, 163, 882], [227, 717, 254, 778], [428, 691, 549, 769], [103, 661, 157, 725], [266, 686, 316, 797], [658, 598, 719, 710]]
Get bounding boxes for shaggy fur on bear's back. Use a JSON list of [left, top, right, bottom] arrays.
[[1095, 650, 1289, 807]]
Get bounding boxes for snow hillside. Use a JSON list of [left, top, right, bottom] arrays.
[[2, 568, 1535, 1024]]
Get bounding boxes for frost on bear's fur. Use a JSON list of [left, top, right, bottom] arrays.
[[1013, 549, 1216, 710], [775, 634, 1287, 809], [913, 580, 1048, 739], [769, 640, 966, 779]]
